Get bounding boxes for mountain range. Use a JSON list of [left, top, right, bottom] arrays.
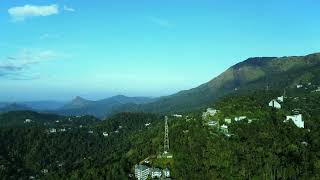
[[0, 101, 65, 111], [0, 95, 155, 118], [119, 52, 320, 113], [1, 52, 319, 118], [54, 95, 155, 118]]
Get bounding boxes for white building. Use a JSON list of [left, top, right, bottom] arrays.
[[24, 119, 31, 123], [208, 121, 218, 126], [135, 165, 150, 180], [103, 132, 109, 137], [163, 168, 170, 178], [206, 108, 218, 116], [269, 100, 281, 109], [151, 168, 162, 179], [202, 108, 218, 119], [220, 124, 228, 133], [183, 130, 189, 133], [49, 128, 57, 133], [285, 114, 304, 128], [277, 96, 284, 102], [235, 116, 247, 121], [297, 84, 303, 88], [224, 118, 232, 124], [173, 114, 183, 118], [41, 169, 48, 174], [88, 130, 94, 134], [145, 123, 151, 127], [59, 128, 66, 132]]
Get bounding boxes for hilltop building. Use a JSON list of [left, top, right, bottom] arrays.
[[135, 164, 150, 180], [277, 96, 284, 102], [41, 169, 48, 174], [151, 168, 162, 179], [224, 118, 232, 124], [297, 84, 303, 88], [49, 128, 57, 133], [202, 108, 218, 119], [206, 108, 218, 116], [208, 121, 218, 126], [103, 132, 109, 137], [314, 87, 320, 92], [24, 119, 31, 123], [235, 116, 247, 121], [163, 168, 170, 178], [220, 125, 228, 133], [269, 99, 281, 109], [173, 114, 182, 118], [285, 114, 304, 128]]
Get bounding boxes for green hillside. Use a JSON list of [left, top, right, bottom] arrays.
[[1, 85, 320, 179], [130, 53, 320, 114]]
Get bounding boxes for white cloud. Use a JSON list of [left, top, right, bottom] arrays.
[[8, 4, 59, 21], [0, 49, 59, 79], [149, 16, 173, 28], [63, 5, 75, 12]]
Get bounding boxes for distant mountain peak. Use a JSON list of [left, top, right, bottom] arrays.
[[73, 96, 87, 102], [61, 96, 92, 110], [112, 95, 127, 98]]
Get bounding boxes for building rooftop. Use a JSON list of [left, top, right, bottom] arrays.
[[135, 164, 149, 171]]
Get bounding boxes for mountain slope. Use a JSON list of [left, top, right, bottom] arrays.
[[123, 52, 320, 113], [52, 52, 320, 117]]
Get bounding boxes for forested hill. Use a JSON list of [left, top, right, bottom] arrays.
[[0, 111, 99, 128], [1, 84, 320, 179], [0, 111, 162, 179], [122, 52, 320, 114]]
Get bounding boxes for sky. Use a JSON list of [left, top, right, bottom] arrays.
[[0, 0, 320, 101]]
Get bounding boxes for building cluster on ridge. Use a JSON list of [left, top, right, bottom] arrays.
[[203, 85, 310, 135], [135, 164, 171, 180]]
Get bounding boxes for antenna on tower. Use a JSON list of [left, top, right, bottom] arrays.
[[164, 116, 169, 154]]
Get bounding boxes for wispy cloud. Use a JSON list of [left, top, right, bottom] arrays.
[[8, 4, 59, 21], [148, 16, 173, 28], [63, 5, 75, 12], [40, 33, 60, 40], [0, 49, 59, 80]]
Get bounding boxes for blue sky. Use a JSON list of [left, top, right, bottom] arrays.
[[0, 0, 319, 101]]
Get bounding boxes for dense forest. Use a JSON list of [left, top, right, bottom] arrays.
[[1, 85, 320, 179]]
